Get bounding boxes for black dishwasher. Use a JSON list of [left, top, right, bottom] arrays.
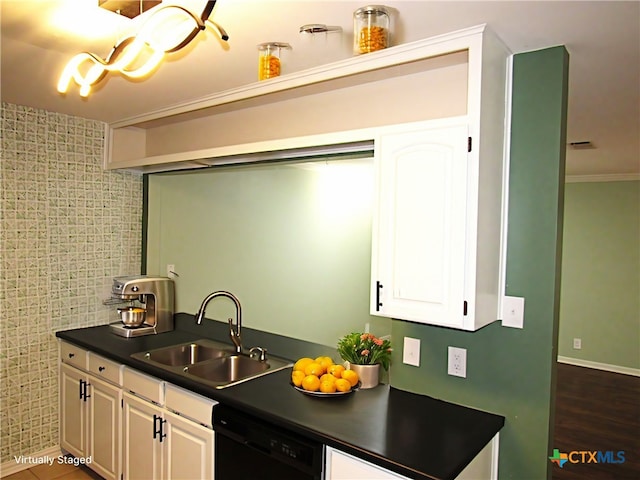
[[213, 404, 324, 480]]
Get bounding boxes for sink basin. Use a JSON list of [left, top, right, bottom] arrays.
[[131, 339, 233, 367], [185, 355, 270, 383], [184, 354, 292, 388], [131, 339, 292, 389]]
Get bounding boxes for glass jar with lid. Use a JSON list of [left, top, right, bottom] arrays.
[[257, 42, 292, 81], [353, 5, 390, 54]]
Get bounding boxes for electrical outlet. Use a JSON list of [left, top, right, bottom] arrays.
[[402, 337, 421, 367], [573, 338, 582, 350], [166, 264, 175, 278], [447, 346, 467, 378]]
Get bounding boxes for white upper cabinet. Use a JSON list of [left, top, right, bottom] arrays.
[[369, 23, 511, 330], [371, 119, 472, 328]]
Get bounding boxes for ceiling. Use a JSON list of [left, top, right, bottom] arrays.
[[2, 0, 639, 177]]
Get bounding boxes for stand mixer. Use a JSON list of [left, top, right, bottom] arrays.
[[108, 276, 175, 338]]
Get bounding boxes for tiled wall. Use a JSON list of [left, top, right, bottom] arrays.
[[0, 102, 142, 462]]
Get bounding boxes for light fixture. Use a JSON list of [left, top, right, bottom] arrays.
[[57, 0, 228, 98], [98, 0, 162, 19]]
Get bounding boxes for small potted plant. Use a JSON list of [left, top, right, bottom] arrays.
[[337, 332, 392, 388]]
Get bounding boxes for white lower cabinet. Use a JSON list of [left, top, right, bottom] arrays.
[[122, 392, 164, 480], [59, 352, 122, 480], [121, 369, 216, 480], [122, 393, 215, 480], [60, 342, 215, 480], [325, 435, 498, 480], [163, 409, 215, 480], [325, 447, 409, 479]]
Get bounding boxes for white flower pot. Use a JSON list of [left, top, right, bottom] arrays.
[[347, 363, 381, 389]]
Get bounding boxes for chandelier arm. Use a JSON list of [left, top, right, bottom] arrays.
[[199, 1, 217, 22], [206, 20, 229, 42]]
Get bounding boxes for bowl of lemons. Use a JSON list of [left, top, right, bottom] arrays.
[[291, 356, 360, 396]]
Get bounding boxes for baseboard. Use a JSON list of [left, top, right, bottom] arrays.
[[0, 445, 62, 477], [558, 356, 640, 377]]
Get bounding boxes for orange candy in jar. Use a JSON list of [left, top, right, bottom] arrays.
[[353, 5, 390, 54], [258, 42, 291, 80]]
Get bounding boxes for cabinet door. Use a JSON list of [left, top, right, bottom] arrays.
[[326, 447, 409, 480], [88, 376, 122, 480], [60, 364, 87, 457], [122, 392, 163, 480], [371, 122, 469, 328], [162, 410, 214, 480]]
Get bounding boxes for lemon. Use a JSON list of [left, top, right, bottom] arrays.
[[320, 380, 337, 393], [342, 369, 359, 387], [320, 373, 337, 384], [293, 357, 314, 373], [291, 370, 305, 387], [304, 362, 326, 376], [302, 375, 321, 392], [327, 364, 345, 379], [315, 356, 334, 370], [334, 378, 351, 392]]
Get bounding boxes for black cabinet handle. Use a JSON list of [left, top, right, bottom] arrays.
[[153, 415, 167, 442], [376, 281, 383, 311], [159, 418, 167, 442], [83, 381, 90, 401], [68, 353, 75, 358], [78, 379, 90, 401], [98, 366, 106, 372]]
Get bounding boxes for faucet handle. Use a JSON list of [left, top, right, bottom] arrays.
[[228, 318, 242, 354], [249, 346, 268, 362]]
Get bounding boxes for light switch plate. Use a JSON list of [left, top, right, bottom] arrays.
[[402, 337, 421, 367], [501, 295, 525, 329]]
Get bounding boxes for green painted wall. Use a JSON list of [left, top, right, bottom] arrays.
[[146, 160, 391, 347], [146, 46, 569, 479], [390, 47, 569, 479], [559, 180, 640, 369]]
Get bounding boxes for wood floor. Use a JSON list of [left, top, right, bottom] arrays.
[[552, 363, 640, 479]]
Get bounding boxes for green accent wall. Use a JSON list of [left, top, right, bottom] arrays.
[[145, 46, 569, 478], [390, 46, 569, 479], [146, 160, 391, 346], [559, 180, 640, 369]]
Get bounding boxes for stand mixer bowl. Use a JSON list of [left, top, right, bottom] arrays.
[[118, 307, 146, 327]]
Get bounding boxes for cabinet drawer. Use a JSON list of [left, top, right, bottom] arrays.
[[60, 341, 88, 370], [88, 353, 123, 386], [165, 383, 217, 428], [123, 367, 164, 405]]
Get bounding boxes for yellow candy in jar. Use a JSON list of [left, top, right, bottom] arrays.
[[257, 42, 291, 81], [358, 25, 388, 53], [353, 5, 390, 55], [259, 54, 280, 80]]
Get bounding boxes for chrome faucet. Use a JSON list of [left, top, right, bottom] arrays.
[[194, 291, 242, 354]]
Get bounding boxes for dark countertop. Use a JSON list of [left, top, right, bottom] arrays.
[[56, 315, 504, 480]]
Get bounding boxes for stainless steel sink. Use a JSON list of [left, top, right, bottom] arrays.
[[131, 339, 232, 367], [183, 354, 291, 388], [131, 339, 292, 389]]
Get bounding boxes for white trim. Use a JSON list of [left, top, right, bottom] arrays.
[[565, 173, 640, 183], [558, 356, 640, 377], [491, 433, 500, 480], [498, 53, 514, 310], [110, 24, 488, 128], [0, 446, 63, 476]]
